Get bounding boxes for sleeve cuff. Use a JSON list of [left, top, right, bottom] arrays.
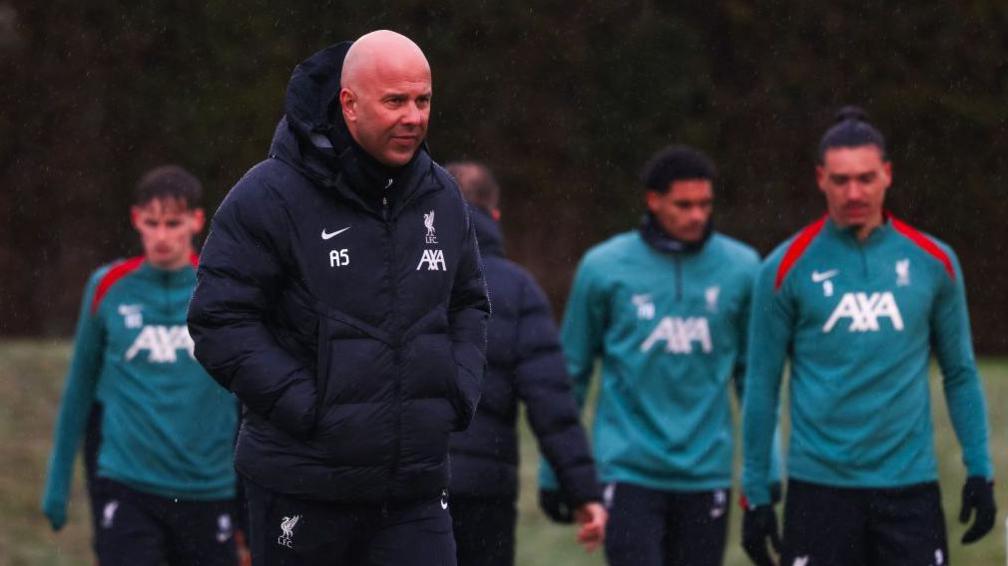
[[538, 459, 560, 490]]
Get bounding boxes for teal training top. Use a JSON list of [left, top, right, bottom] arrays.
[[542, 231, 762, 492], [742, 216, 993, 506], [43, 256, 238, 515]]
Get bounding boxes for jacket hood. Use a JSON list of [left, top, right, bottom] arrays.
[[268, 42, 354, 189], [469, 204, 504, 257], [267, 42, 435, 214]]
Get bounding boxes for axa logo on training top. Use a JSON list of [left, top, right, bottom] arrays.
[[823, 292, 904, 333], [417, 210, 446, 271], [322, 226, 351, 268], [641, 317, 712, 354], [125, 325, 195, 363]]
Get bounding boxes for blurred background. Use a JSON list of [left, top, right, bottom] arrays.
[[2, 1, 1007, 564], [2, 1, 1006, 349]]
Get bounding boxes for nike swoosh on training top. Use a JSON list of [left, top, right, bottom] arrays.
[[321, 227, 350, 240], [811, 269, 839, 283]]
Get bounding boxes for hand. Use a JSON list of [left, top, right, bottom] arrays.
[[41, 494, 67, 532], [539, 489, 574, 524], [574, 502, 606, 553], [742, 504, 781, 566], [235, 528, 253, 566], [959, 476, 996, 544]]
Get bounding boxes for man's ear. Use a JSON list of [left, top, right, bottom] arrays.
[[644, 190, 660, 214], [339, 88, 356, 122], [191, 208, 206, 234], [815, 165, 827, 194], [130, 206, 142, 232]]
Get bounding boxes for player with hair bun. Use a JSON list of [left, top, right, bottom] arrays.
[[741, 107, 996, 566]]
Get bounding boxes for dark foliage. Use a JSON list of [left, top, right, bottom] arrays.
[[3, 1, 1006, 351]]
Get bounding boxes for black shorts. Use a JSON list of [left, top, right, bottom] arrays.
[[604, 482, 730, 566], [783, 478, 949, 566], [94, 478, 238, 566], [450, 496, 516, 566], [243, 476, 456, 566]]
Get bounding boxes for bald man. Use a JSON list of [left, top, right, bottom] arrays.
[[446, 162, 605, 566], [189, 31, 490, 566]]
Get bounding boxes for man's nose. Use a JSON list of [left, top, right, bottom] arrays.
[[846, 182, 865, 200], [401, 103, 424, 126]]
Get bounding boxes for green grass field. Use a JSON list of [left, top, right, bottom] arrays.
[[2, 340, 1006, 565]]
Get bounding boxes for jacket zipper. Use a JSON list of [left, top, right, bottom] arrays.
[[382, 191, 404, 502], [162, 270, 171, 314], [856, 233, 869, 279], [674, 256, 682, 301]]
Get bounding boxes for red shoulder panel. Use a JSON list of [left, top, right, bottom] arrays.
[[774, 215, 828, 290], [90, 256, 145, 314], [889, 215, 955, 280]]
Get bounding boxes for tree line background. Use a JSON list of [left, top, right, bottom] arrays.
[[3, 1, 1006, 352]]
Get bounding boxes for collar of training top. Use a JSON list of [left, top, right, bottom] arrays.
[[638, 213, 712, 255]]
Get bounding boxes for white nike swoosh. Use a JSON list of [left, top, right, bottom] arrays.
[[321, 227, 350, 240], [811, 269, 839, 283]]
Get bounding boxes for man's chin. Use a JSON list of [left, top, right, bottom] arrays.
[[147, 253, 180, 269], [677, 228, 705, 244], [838, 213, 871, 228], [378, 148, 417, 167]]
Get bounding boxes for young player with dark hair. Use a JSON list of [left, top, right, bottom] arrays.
[[42, 165, 240, 565], [741, 107, 996, 566], [541, 145, 771, 566]]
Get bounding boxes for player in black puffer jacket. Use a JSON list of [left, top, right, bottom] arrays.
[[446, 162, 605, 566]]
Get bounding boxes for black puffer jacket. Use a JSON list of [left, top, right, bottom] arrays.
[[188, 43, 490, 503], [448, 207, 600, 505]]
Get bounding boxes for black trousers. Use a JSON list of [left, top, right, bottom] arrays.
[[604, 482, 730, 566], [243, 477, 456, 566], [783, 479, 949, 566], [450, 497, 517, 566], [94, 478, 238, 566]]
